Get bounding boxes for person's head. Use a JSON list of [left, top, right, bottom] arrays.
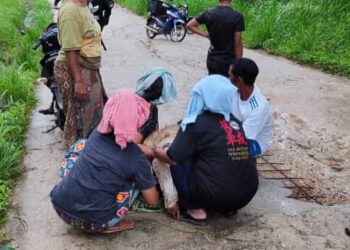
[[181, 75, 235, 131], [228, 58, 259, 98], [136, 68, 177, 105], [97, 89, 150, 149], [140, 77, 164, 103]]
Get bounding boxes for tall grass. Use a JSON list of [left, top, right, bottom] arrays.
[[0, 0, 52, 226], [117, 0, 350, 76]]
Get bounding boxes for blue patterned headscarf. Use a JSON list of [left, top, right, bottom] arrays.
[[180, 75, 235, 131], [136, 68, 177, 105]]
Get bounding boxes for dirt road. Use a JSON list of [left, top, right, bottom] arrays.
[[6, 5, 350, 250]]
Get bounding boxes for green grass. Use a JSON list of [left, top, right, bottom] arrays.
[[0, 0, 52, 227], [118, 0, 350, 77]]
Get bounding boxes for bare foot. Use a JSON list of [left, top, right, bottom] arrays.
[[101, 220, 134, 234]]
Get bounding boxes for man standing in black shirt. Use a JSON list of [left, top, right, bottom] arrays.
[[187, 0, 244, 77]]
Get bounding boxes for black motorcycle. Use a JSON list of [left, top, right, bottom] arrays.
[[33, 23, 65, 133]]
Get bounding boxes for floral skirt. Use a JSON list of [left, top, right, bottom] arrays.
[[53, 140, 140, 233], [54, 62, 106, 148]]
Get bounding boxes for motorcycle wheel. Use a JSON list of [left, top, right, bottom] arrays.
[[170, 24, 186, 42], [146, 20, 158, 39]]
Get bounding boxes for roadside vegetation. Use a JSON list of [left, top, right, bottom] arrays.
[[118, 0, 350, 77], [0, 0, 52, 227]]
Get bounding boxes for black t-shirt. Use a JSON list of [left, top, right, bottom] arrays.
[[139, 105, 158, 140], [50, 131, 155, 223], [196, 6, 244, 56], [167, 112, 258, 211]]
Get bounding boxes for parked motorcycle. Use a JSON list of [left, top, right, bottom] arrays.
[[177, 4, 193, 34], [145, 0, 187, 42], [33, 23, 65, 133]]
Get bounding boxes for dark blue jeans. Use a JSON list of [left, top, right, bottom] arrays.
[[170, 161, 202, 210]]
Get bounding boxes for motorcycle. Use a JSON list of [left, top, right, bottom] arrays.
[[89, 0, 114, 50], [145, 0, 187, 42], [33, 23, 65, 133], [177, 4, 194, 34]]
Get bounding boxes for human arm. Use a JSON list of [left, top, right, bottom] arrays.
[[243, 104, 272, 156], [234, 32, 243, 60], [154, 125, 196, 164], [141, 187, 159, 206], [186, 18, 209, 39], [58, 9, 86, 100], [233, 13, 245, 60], [152, 146, 176, 165], [66, 50, 87, 101], [137, 143, 154, 158], [134, 154, 160, 205]]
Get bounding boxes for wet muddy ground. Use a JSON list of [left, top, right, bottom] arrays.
[[5, 5, 350, 250]]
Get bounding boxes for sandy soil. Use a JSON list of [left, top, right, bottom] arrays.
[[4, 4, 350, 250]]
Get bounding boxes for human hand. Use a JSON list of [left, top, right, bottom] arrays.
[[75, 80, 87, 101], [162, 142, 171, 150], [167, 203, 180, 219]]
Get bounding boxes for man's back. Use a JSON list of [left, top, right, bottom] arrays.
[[197, 6, 244, 54]]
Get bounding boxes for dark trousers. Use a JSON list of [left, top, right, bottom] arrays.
[[170, 161, 202, 210]]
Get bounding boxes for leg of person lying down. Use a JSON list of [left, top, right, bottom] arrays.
[[152, 158, 178, 209], [143, 125, 179, 213]]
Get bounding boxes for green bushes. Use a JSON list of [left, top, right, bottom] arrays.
[[236, 0, 350, 76], [118, 0, 350, 76], [0, 0, 52, 224]]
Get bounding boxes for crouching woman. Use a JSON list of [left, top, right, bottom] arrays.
[[153, 75, 259, 224], [50, 90, 159, 233]]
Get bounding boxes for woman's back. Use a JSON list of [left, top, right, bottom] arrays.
[[50, 131, 154, 223]]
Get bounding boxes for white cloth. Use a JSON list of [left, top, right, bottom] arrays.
[[143, 124, 179, 209], [231, 85, 273, 154]]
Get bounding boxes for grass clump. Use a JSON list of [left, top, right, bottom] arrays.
[[0, 0, 52, 227]]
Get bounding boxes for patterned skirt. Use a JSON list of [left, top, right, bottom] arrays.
[[54, 62, 106, 148], [52, 140, 140, 233]]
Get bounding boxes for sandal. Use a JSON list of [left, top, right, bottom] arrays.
[[101, 220, 135, 234], [181, 212, 208, 226]]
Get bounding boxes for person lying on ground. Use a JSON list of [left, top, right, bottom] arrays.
[[228, 58, 273, 157], [152, 75, 259, 224], [50, 90, 160, 234]]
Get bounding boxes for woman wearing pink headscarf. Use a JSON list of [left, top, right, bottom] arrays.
[[50, 89, 159, 234]]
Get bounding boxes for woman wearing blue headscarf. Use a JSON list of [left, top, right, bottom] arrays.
[[134, 68, 177, 144], [153, 75, 259, 224]]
